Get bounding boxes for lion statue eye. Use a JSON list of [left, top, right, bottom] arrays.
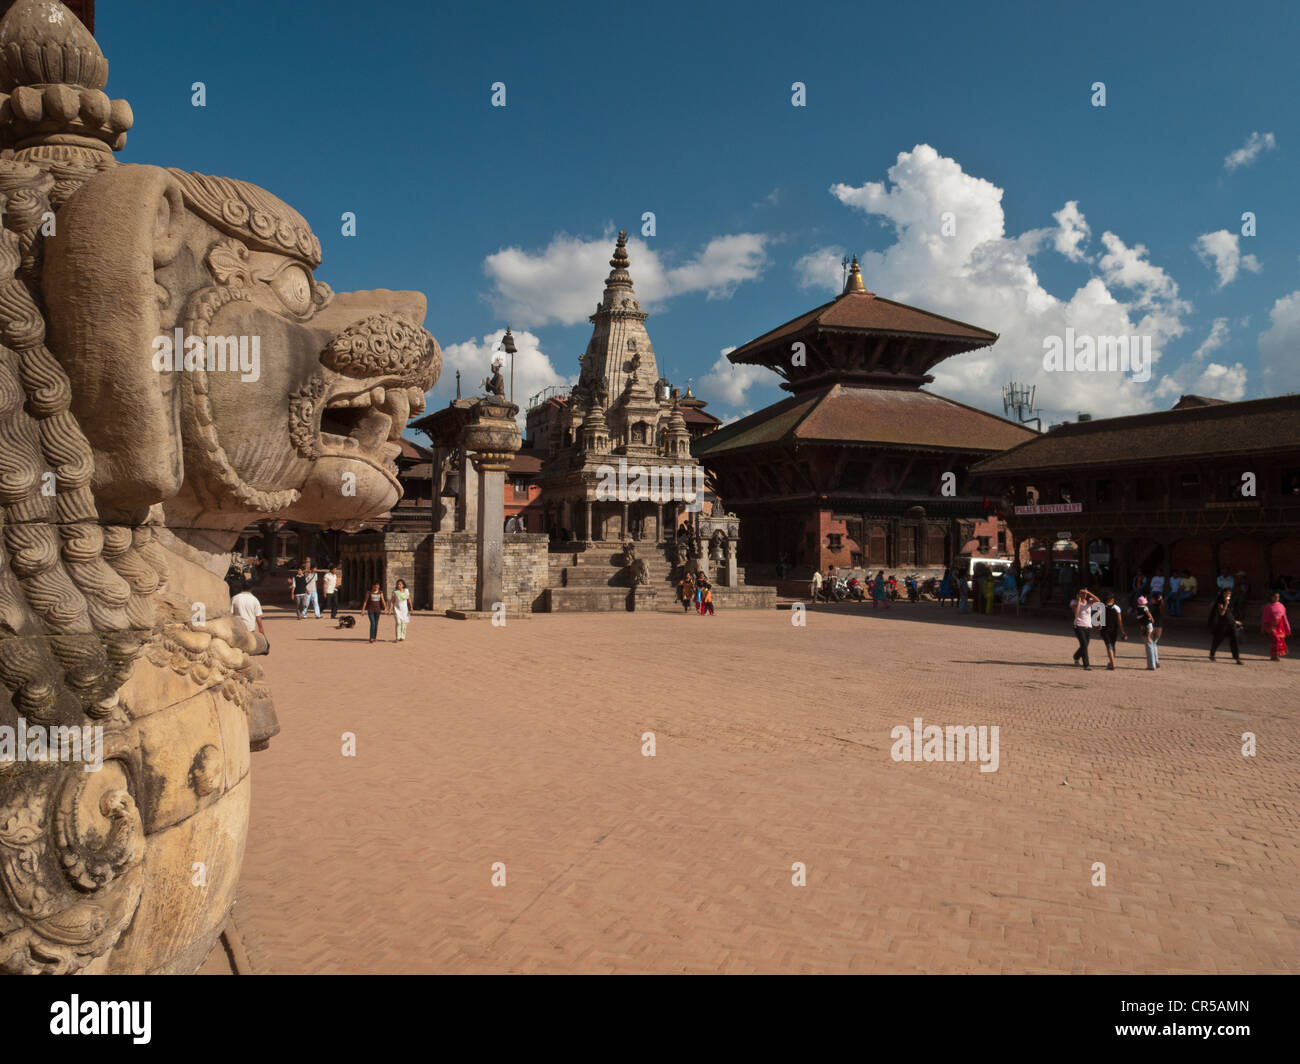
[[270, 265, 314, 315]]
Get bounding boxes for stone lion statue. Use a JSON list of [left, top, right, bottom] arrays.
[[0, 1, 439, 974], [620, 542, 647, 586]]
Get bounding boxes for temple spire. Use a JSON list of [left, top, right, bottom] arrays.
[[843, 253, 868, 296], [605, 229, 633, 290]]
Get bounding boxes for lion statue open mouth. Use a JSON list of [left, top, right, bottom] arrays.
[[0, 0, 439, 973]]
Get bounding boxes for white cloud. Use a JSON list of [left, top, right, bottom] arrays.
[[1192, 317, 1231, 360], [795, 245, 846, 290], [1224, 131, 1276, 172], [1193, 229, 1261, 288], [1257, 290, 1300, 394], [701, 346, 772, 408], [814, 144, 1195, 423], [1154, 319, 1246, 401], [435, 328, 572, 425], [1052, 200, 1091, 262], [483, 231, 768, 328]]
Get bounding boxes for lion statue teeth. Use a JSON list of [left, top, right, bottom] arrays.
[[0, 0, 439, 974]]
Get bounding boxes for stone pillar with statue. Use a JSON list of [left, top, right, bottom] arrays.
[[463, 395, 522, 612]]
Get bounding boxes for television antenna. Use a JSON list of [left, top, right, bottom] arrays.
[[1002, 381, 1041, 432]]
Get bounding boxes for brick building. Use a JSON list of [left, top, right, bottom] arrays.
[[972, 393, 1300, 610], [693, 257, 1034, 578]]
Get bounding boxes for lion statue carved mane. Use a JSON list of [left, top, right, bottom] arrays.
[[0, 0, 439, 974]]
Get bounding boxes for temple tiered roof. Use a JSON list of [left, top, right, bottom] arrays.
[[725, 256, 998, 392]]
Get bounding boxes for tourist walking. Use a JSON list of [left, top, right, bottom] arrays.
[[390, 579, 411, 642], [304, 558, 321, 618], [323, 567, 340, 619], [699, 577, 714, 616], [872, 569, 890, 610], [1149, 592, 1165, 664], [678, 572, 694, 612], [981, 571, 995, 615], [290, 566, 310, 620], [1133, 596, 1157, 670], [1070, 587, 1099, 669], [230, 581, 265, 637], [957, 570, 970, 613], [938, 568, 953, 607], [810, 567, 823, 603], [1262, 592, 1290, 661], [1100, 591, 1126, 670], [1208, 589, 1243, 664], [364, 583, 386, 643]]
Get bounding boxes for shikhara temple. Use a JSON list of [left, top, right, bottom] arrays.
[[694, 257, 1035, 576], [528, 230, 705, 543]]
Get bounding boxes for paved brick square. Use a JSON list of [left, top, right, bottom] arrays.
[[232, 603, 1299, 973]]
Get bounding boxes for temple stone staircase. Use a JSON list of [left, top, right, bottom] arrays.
[[542, 542, 776, 612]]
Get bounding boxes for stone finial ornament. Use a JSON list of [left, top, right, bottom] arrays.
[[0, 0, 440, 974]]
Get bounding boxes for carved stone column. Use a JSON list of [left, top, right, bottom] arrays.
[[461, 397, 521, 612], [457, 447, 478, 534]]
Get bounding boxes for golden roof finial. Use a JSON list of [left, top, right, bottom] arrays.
[[843, 253, 868, 295]]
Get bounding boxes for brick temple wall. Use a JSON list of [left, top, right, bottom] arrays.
[[504, 533, 549, 612], [427, 532, 549, 613], [428, 532, 477, 613]]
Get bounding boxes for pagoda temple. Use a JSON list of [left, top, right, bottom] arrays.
[[531, 231, 705, 543], [693, 257, 1037, 576]]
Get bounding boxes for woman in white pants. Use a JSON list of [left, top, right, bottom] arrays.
[[390, 579, 412, 642]]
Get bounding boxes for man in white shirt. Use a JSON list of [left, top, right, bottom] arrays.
[[322, 567, 339, 619], [230, 585, 264, 635], [1150, 569, 1166, 596]]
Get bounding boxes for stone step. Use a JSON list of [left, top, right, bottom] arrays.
[[655, 586, 778, 611], [542, 586, 660, 612]]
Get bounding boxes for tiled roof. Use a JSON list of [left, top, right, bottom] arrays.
[[682, 405, 721, 426], [694, 384, 1036, 457], [509, 450, 544, 474], [397, 437, 432, 460], [728, 290, 997, 365], [972, 394, 1300, 475]]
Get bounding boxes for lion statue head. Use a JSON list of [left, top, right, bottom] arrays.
[[0, 0, 439, 973]]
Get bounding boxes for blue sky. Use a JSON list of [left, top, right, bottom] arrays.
[[103, 0, 1299, 427]]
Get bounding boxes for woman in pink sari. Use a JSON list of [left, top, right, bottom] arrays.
[[1262, 592, 1291, 661]]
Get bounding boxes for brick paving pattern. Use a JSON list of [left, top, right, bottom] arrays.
[[231, 603, 1299, 973]]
